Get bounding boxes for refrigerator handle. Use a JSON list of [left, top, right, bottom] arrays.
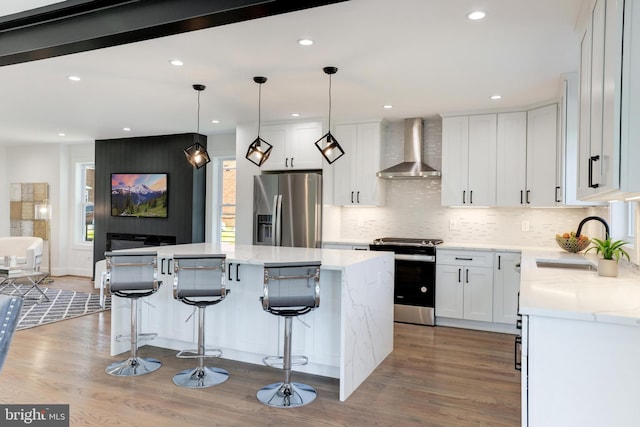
[[271, 195, 279, 246], [275, 195, 283, 246]]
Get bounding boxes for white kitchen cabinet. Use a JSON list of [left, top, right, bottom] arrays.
[[442, 114, 497, 206], [496, 112, 528, 206], [492, 252, 521, 325], [435, 250, 494, 322], [332, 121, 385, 206], [620, 0, 640, 198], [496, 105, 560, 207], [525, 104, 560, 206], [260, 121, 323, 171], [577, 0, 625, 199], [521, 313, 640, 426]]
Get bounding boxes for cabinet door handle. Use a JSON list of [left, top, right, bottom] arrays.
[[285, 158, 289, 168], [458, 268, 461, 283], [357, 191, 360, 203], [498, 255, 501, 270], [168, 258, 173, 275], [351, 191, 354, 203], [470, 190, 473, 204], [520, 190, 523, 204], [462, 190, 466, 204], [160, 258, 165, 275], [455, 257, 473, 261], [555, 186, 561, 203], [291, 157, 294, 168], [465, 268, 469, 283], [588, 155, 600, 188], [526, 190, 530, 204], [514, 336, 522, 371], [228, 262, 233, 281], [236, 264, 240, 282]]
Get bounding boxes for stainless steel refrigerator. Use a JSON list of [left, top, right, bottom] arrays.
[[253, 173, 322, 248]]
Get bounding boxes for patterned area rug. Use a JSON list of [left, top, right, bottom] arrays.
[[0, 284, 110, 330]]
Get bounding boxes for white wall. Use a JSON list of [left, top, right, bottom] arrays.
[[0, 145, 8, 236], [4, 143, 65, 275]]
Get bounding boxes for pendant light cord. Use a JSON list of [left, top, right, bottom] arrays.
[[327, 74, 332, 130], [257, 83, 262, 136], [197, 90, 201, 135]]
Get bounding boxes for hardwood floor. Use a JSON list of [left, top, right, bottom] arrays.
[[0, 276, 521, 426]]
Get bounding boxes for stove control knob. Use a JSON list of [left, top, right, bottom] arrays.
[[420, 286, 428, 293]]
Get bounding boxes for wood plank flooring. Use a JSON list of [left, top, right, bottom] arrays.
[[0, 276, 521, 426]]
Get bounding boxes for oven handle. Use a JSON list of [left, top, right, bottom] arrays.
[[395, 254, 435, 262]]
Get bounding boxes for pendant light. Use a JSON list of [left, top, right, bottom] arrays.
[[315, 66, 345, 164], [184, 84, 211, 169], [245, 76, 273, 167]]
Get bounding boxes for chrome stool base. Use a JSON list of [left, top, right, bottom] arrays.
[[172, 366, 229, 388], [106, 357, 162, 377], [257, 381, 317, 408]]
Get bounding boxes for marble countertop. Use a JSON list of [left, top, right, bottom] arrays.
[[139, 243, 392, 271], [519, 248, 640, 325]]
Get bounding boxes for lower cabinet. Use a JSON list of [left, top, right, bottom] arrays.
[[436, 248, 521, 329], [436, 250, 494, 322], [493, 252, 521, 324], [521, 313, 640, 426]]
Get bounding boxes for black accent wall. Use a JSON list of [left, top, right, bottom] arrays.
[[93, 133, 206, 276]]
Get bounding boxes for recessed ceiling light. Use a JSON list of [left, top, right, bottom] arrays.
[[67, 76, 81, 81], [291, 113, 300, 117], [58, 133, 65, 137], [170, 59, 184, 66], [297, 38, 313, 46], [490, 94, 502, 100], [123, 127, 131, 132], [211, 119, 220, 124], [467, 10, 486, 20], [383, 105, 393, 109]]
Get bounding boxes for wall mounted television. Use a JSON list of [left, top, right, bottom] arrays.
[[111, 173, 168, 218]]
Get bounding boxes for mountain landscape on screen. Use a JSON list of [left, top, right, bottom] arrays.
[[111, 173, 168, 218]]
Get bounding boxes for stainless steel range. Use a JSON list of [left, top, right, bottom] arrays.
[[369, 237, 443, 326]]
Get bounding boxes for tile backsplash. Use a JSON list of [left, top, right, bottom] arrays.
[[337, 117, 608, 247]]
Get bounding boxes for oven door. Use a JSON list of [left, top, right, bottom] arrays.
[[394, 254, 435, 307]]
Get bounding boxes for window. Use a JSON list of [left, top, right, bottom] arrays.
[[220, 160, 236, 243], [81, 163, 95, 242]]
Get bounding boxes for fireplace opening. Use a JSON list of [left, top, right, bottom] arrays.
[[106, 233, 176, 251]]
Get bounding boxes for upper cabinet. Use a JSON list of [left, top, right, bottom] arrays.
[[332, 121, 385, 206], [577, 0, 640, 199], [496, 105, 560, 207], [260, 121, 323, 171], [442, 114, 497, 206]]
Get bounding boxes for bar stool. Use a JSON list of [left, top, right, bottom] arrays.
[[105, 251, 162, 377], [172, 254, 229, 388], [257, 261, 320, 408]]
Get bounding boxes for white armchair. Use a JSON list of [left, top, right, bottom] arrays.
[[0, 237, 44, 271]]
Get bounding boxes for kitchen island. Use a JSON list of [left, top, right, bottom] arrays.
[[519, 249, 640, 427], [108, 243, 394, 401]]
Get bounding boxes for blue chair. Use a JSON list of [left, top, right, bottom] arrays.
[[172, 254, 229, 388], [105, 251, 162, 376], [257, 261, 320, 408]]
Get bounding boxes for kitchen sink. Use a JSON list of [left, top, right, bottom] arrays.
[[535, 258, 597, 271]]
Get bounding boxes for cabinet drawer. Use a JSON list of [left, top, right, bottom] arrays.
[[436, 250, 493, 267]]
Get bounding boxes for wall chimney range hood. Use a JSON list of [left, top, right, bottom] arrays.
[[377, 118, 441, 179]]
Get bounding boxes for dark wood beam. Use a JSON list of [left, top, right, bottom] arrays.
[[0, 0, 348, 66]]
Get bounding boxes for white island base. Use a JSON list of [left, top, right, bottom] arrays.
[[109, 243, 394, 401]]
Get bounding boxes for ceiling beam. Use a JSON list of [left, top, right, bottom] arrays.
[[0, 0, 348, 66]]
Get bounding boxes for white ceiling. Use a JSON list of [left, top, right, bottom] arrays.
[[0, 0, 586, 146]]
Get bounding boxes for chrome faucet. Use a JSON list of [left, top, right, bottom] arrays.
[[576, 216, 610, 239]]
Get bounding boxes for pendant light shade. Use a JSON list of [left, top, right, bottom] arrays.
[[184, 84, 211, 169], [246, 76, 273, 167], [315, 66, 345, 164]]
